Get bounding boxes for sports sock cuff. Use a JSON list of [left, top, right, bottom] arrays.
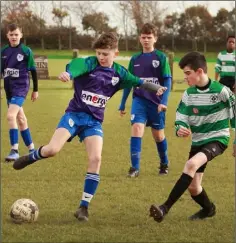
[[38, 146, 48, 158]]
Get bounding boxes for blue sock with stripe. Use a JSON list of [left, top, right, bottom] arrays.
[[80, 173, 100, 208], [9, 129, 18, 146], [130, 137, 142, 170], [156, 138, 169, 165], [28, 146, 47, 164], [20, 128, 33, 147]]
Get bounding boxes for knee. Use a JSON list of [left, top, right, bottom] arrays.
[[17, 114, 27, 126], [88, 155, 102, 168], [184, 159, 198, 173], [132, 124, 143, 136], [46, 146, 60, 157], [154, 133, 165, 142], [7, 112, 16, 123]]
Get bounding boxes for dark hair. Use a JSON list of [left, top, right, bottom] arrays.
[[227, 35, 235, 41], [92, 32, 119, 50], [6, 23, 22, 33], [179, 52, 207, 73], [140, 23, 157, 37]]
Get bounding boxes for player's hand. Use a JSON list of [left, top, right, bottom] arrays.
[[119, 110, 126, 117], [157, 104, 167, 113], [31, 91, 38, 102], [58, 72, 70, 82], [177, 127, 191, 137], [233, 144, 236, 157], [156, 86, 167, 96]]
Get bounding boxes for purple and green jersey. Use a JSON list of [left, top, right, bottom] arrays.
[[1, 43, 36, 99], [65, 56, 143, 122], [128, 50, 172, 105]]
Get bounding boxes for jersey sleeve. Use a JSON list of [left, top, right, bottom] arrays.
[[128, 56, 134, 74], [155, 50, 172, 78], [22, 45, 36, 71], [66, 56, 98, 79], [220, 86, 235, 129], [113, 62, 142, 89], [175, 91, 190, 132]]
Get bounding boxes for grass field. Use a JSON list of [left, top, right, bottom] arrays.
[[1, 78, 235, 242]]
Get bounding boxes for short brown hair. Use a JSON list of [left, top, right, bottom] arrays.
[[6, 23, 22, 33], [140, 23, 157, 37], [92, 32, 119, 50]]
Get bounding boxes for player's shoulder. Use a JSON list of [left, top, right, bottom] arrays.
[[1, 44, 9, 53], [112, 61, 128, 78], [20, 44, 33, 55], [154, 49, 167, 59], [218, 50, 228, 56], [210, 80, 225, 92]]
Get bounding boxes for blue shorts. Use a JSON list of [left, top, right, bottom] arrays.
[[131, 96, 165, 130], [7, 96, 25, 107], [57, 112, 103, 142]]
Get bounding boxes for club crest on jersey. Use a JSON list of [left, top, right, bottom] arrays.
[[17, 54, 24, 61], [210, 94, 218, 103], [193, 108, 199, 114], [111, 77, 119, 86], [152, 60, 159, 68]]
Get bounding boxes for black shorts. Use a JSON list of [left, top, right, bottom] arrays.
[[219, 77, 235, 92], [188, 141, 227, 173]]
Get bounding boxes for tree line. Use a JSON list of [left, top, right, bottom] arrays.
[[1, 1, 235, 52]]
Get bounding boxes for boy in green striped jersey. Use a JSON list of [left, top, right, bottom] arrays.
[[215, 35, 235, 92], [149, 51, 235, 223]]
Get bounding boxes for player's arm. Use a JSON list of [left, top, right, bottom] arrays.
[[24, 46, 39, 101], [220, 86, 235, 129], [175, 91, 191, 137], [233, 139, 236, 157], [160, 54, 172, 106], [119, 57, 134, 112], [215, 53, 222, 81], [115, 63, 166, 93]]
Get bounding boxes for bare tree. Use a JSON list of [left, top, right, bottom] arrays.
[[69, 1, 97, 32]]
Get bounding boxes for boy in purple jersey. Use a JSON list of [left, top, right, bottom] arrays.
[[1, 23, 38, 162], [119, 23, 172, 176], [13, 32, 167, 221]]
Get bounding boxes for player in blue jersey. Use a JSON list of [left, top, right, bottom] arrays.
[[1, 23, 38, 162], [118, 23, 172, 176], [13, 32, 167, 222]]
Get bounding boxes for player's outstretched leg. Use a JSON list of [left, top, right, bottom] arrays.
[[13, 146, 45, 170], [149, 204, 168, 223]]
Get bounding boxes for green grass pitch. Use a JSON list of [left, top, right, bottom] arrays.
[[1, 58, 234, 243]]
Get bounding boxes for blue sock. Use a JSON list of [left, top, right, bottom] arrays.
[[80, 173, 100, 208], [20, 128, 33, 147], [28, 146, 46, 163], [9, 129, 18, 146], [130, 137, 142, 170], [156, 138, 169, 165]]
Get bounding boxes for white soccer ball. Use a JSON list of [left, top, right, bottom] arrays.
[[10, 198, 39, 224]]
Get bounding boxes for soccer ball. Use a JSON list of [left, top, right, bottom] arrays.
[[10, 198, 39, 224]]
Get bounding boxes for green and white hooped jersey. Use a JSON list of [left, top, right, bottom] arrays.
[[175, 80, 235, 146], [215, 50, 235, 77]]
